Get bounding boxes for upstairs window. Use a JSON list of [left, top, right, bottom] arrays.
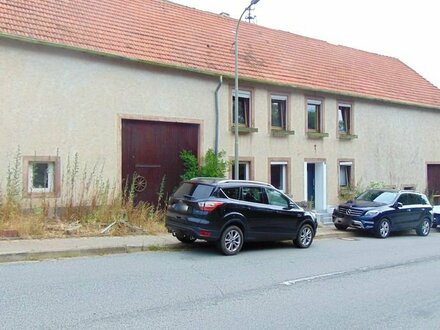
[[271, 95, 287, 129], [307, 99, 322, 132], [338, 103, 352, 134], [232, 90, 251, 127]]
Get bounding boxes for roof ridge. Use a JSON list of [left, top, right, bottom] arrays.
[[1, 0, 439, 108]]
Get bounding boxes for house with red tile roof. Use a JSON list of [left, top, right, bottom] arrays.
[[1, 0, 440, 213]]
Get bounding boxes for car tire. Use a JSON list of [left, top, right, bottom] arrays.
[[432, 223, 438, 229], [334, 223, 348, 231], [293, 223, 314, 248], [375, 218, 391, 238], [218, 226, 243, 256], [175, 233, 196, 244], [416, 218, 431, 236]]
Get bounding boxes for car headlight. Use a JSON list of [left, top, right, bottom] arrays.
[[365, 210, 379, 217]]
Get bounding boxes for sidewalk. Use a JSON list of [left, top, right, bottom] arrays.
[[0, 224, 354, 263]]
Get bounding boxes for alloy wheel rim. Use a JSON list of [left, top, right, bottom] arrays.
[[380, 221, 389, 237], [422, 220, 430, 235], [300, 226, 312, 246], [225, 230, 241, 252]]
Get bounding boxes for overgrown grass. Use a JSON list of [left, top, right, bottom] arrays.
[[0, 150, 167, 238]]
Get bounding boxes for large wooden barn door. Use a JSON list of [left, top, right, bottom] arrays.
[[122, 120, 199, 205]]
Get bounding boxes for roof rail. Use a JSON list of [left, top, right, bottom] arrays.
[[189, 177, 225, 181], [189, 177, 275, 188], [217, 179, 274, 187]]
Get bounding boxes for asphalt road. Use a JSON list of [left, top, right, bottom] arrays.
[[1, 230, 440, 329]]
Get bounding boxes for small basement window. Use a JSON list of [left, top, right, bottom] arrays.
[[23, 156, 60, 197], [29, 162, 54, 193]]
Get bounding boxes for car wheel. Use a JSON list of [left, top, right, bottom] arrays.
[[334, 223, 348, 231], [375, 218, 391, 238], [293, 223, 314, 248], [218, 226, 243, 256], [175, 233, 196, 244], [432, 223, 438, 229], [416, 218, 431, 236]]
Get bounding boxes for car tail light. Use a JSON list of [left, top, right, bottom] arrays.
[[198, 201, 224, 212], [199, 230, 212, 237]]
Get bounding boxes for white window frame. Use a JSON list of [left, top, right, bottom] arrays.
[[232, 90, 251, 127], [271, 94, 288, 129], [339, 161, 353, 187], [338, 103, 352, 134], [307, 99, 322, 132], [28, 162, 55, 193], [271, 161, 287, 192], [232, 161, 250, 180]]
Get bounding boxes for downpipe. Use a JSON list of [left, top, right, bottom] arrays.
[[214, 76, 223, 155]]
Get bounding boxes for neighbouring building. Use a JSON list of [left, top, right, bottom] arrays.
[[1, 0, 440, 214]]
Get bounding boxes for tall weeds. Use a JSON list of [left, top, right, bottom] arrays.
[[0, 150, 167, 237]]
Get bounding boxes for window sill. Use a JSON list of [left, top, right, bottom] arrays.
[[231, 126, 259, 134], [307, 132, 329, 139], [338, 133, 358, 140], [271, 129, 295, 137], [23, 191, 58, 198]]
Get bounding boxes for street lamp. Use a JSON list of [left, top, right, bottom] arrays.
[[234, 0, 260, 180]]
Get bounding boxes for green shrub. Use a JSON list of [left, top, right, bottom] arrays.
[[180, 149, 228, 181]]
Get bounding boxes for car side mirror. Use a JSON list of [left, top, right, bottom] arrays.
[[286, 202, 296, 210], [395, 202, 403, 208]]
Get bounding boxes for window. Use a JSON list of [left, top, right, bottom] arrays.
[[307, 99, 322, 132], [28, 162, 54, 193], [174, 183, 214, 199], [266, 188, 289, 207], [221, 187, 240, 200], [232, 90, 251, 127], [241, 187, 265, 203], [270, 162, 288, 192], [231, 161, 250, 180], [271, 95, 287, 129], [23, 156, 60, 197], [338, 103, 352, 134], [339, 161, 353, 187]]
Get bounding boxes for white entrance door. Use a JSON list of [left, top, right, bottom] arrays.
[[304, 161, 327, 211]]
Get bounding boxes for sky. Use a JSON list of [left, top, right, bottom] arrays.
[[170, 0, 440, 88]]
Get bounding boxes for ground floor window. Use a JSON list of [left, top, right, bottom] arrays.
[[339, 161, 353, 187], [231, 161, 250, 180], [23, 156, 60, 197], [270, 162, 288, 192]]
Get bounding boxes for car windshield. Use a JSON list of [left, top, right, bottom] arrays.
[[173, 183, 214, 199], [356, 190, 398, 204]]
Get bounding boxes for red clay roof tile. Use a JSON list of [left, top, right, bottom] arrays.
[[1, 0, 440, 108]]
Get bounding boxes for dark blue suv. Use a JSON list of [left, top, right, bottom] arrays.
[[166, 178, 317, 255], [332, 189, 432, 238]]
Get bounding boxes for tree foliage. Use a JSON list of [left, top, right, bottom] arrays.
[[180, 149, 228, 181]]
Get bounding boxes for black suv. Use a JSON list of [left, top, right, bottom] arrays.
[[166, 178, 317, 255], [332, 189, 432, 238]]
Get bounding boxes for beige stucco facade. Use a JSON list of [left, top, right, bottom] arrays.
[[2, 37, 440, 210]]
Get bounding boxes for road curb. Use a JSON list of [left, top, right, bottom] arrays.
[[0, 229, 355, 263]]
